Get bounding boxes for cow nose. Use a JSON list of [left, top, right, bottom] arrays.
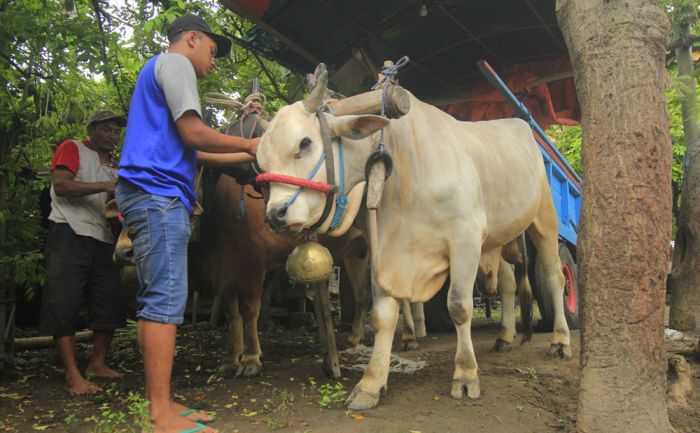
[[267, 205, 288, 229]]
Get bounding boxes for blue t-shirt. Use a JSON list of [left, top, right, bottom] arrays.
[[118, 53, 202, 213]]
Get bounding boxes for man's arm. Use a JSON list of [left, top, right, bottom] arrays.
[[197, 151, 256, 167], [176, 112, 259, 155], [52, 168, 115, 197]]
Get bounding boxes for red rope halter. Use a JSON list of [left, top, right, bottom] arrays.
[[255, 173, 335, 194]]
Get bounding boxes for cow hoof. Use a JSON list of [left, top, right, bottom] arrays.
[[236, 361, 262, 378], [346, 388, 380, 410], [216, 363, 239, 378], [347, 334, 363, 348], [451, 378, 480, 400], [547, 343, 573, 360], [403, 340, 419, 351], [493, 339, 512, 352]]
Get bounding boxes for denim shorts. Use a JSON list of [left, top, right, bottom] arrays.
[[115, 180, 191, 325]]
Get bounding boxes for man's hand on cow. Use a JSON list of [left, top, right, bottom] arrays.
[[102, 179, 117, 194], [247, 137, 260, 156]]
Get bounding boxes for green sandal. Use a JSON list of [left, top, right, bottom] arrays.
[[179, 423, 206, 433], [179, 409, 214, 424]]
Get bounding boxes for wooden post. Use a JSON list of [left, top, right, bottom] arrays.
[[209, 294, 224, 327], [191, 290, 199, 327], [313, 282, 341, 378], [313, 284, 328, 351]]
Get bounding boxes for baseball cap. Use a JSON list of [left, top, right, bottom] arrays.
[[85, 110, 127, 127], [167, 14, 232, 58]]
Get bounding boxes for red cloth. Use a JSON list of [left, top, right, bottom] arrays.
[[51, 139, 93, 174], [445, 59, 579, 130]]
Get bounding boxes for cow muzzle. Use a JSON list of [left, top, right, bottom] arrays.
[[266, 204, 289, 230], [113, 230, 135, 266]]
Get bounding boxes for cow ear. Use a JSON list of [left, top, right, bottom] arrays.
[[327, 114, 389, 140]]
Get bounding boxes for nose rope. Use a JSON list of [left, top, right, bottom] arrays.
[[256, 151, 332, 219]]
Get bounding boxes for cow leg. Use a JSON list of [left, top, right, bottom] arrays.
[[346, 288, 400, 410], [343, 250, 370, 348], [494, 258, 517, 352], [528, 189, 571, 359], [400, 300, 419, 351], [218, 291, 244, 377], [448, 239, 481, 400], [236, 271, 265, 377]]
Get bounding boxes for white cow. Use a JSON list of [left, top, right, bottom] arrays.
[[256, 65, 570, 409]]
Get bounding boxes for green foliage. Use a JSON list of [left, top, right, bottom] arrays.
[[661, 0, 700, 41], [84, 392, 150, 433], [317, 382, 347, 409], [547, 124, 582, 178], [0, 0, 302, 301]]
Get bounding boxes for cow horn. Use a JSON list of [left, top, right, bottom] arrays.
[[303, 63, 328, 113]]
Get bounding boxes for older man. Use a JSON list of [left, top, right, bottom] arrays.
[[40, 109, 127, 395]]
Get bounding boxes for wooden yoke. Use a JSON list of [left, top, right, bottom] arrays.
[[328, 85, 410, 118]]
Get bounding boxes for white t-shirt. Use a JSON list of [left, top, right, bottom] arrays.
[[49, 140, 116, 243]]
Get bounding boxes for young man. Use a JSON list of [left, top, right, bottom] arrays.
[[41, 109, 127, 395], [116, 14, 258, 433]]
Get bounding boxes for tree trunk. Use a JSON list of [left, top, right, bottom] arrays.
[[669, 43, 700, 332], [556, 2, 673, 433], [0, 128, 11, 371]]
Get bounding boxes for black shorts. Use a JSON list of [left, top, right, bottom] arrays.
[[40, 223, 126, 336]]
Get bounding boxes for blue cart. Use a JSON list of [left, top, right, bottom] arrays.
[[476, 60, 582, 330]]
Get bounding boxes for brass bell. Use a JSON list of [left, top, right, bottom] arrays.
[[286, 241, 334, 284]]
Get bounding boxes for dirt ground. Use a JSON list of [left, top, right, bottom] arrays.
[[1, 316, 699, 433]]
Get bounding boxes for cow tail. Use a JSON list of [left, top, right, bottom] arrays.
[[515, 233, 533, 344]]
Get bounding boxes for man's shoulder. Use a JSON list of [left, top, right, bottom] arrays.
[[53, 139, 81, 158], [156, 52, 193, 70]]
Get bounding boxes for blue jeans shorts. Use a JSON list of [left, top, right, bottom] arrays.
[[115, 180, 191, 325]]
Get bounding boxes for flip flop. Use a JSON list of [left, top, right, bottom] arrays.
[[179, 423, 206, 433], [179, 408, 214, 424]]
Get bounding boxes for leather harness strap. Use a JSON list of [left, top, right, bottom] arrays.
[[309, 110, 337, 231]]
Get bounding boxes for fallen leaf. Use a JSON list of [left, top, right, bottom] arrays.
[[350, 414, 364, 420], [433, 395, 441, 401]]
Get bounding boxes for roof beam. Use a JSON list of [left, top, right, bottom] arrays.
[[314, 0, 451, 92], [524, 0, 567, 55], [429, 0, 504, 66], [220, 0, 334, 73]]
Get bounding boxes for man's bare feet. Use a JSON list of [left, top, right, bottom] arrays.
[[171, 401, 214, 423], [143, 413, 219, 433], [64, 375, 102, 395], [86, 364, 123, 379]]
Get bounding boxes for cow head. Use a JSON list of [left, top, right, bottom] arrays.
[[256, 64, 389, 235], [103, 199, 135, 266]]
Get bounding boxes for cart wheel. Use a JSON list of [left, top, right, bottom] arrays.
[[559, 244, 580, 329], [534, 243, 580, 331]]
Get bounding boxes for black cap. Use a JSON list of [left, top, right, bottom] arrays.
[[167, 14, 232, 58], [85, 109, 127, 127]]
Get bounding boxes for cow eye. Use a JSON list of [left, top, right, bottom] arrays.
[[294, 137, 312, 159]]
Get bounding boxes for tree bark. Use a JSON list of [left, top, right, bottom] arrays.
[[669, 43, 700, 332], [556, 2, 673, 433]]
